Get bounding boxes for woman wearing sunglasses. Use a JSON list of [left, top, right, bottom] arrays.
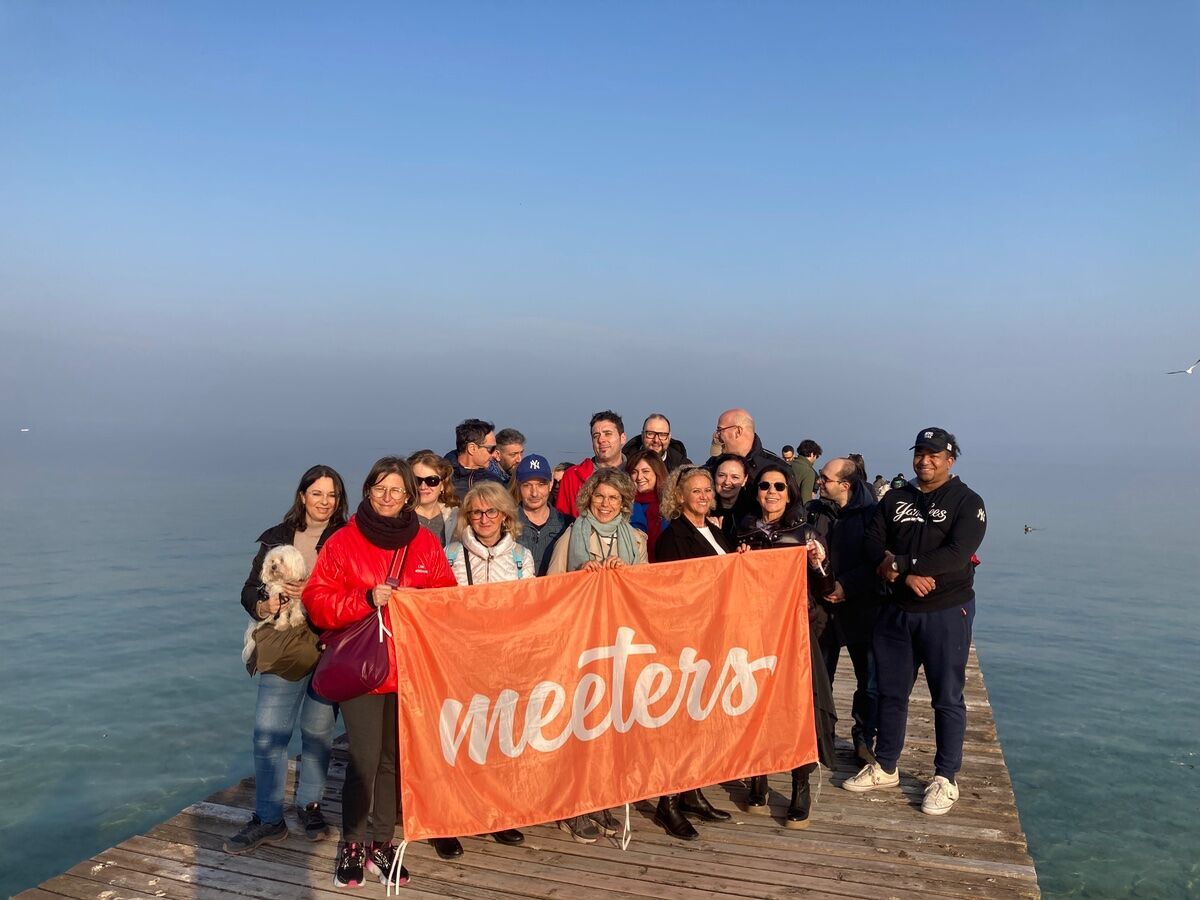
[[304, 457, 457, 888], [407, 450, 460, 548], [736, 462, 836, 831]]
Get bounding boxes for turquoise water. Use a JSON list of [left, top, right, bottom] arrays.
[[1, 454, 1197, 898]]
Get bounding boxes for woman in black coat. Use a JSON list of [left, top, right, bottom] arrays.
[[651, 466, 739, 839], [736, 461, 837, 829]]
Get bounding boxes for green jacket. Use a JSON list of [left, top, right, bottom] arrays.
[[791, 456, 817, 503]]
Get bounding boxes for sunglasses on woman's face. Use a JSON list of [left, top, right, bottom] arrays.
[[414, 475, 442, 487], [758, 481, 787, 492]]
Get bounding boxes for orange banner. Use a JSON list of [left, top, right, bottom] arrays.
[[391, 548, 815, 840]]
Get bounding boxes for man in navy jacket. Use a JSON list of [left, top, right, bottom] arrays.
[[844, 428, 986, 817]]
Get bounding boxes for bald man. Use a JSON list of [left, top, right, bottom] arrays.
[[706, 408, 784, 483]]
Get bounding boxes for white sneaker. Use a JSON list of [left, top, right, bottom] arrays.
[[922, 775, 959, 815], [842, 762, 900, 792]]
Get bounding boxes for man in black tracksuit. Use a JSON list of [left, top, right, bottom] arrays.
[[846, 427, 986, 817]]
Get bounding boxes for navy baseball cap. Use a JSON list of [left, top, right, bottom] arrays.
[[516, 454, 552, 482], [911, 427, 958, 457]]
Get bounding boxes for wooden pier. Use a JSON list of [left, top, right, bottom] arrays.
[[16, 645, 1040, 899]]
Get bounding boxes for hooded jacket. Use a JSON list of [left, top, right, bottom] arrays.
[[864, 475, 986, 614], [622, 434, 692, 472], [445, 530, 532, 585], [303, 516, 456, 694], [805, 479, 881, 644]]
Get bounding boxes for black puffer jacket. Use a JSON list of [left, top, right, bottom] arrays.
[[806, 479, 882, 645], [239, 521, 344, 617], [622, 434, 692, 472]]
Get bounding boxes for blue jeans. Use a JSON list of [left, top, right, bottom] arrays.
[[253, 673, 336, 823], [873, 600, 975, 781]]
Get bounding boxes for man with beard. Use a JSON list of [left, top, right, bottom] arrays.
[[806, 457, 881, 766], [554, 410, 627, 518], [846, 428, 986, 817], [622, 413, 691, 472]]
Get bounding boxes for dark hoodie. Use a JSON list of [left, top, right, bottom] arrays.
[[622, 434, 691, 472], [864, 475, 986, 614]]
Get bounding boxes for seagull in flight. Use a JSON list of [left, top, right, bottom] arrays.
[[1166, 358, 1200, 375]]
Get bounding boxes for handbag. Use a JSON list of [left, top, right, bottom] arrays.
[[311, 545, 407, 702], [250, 620, 322, 681]]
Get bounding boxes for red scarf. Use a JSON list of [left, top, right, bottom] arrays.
[[635, 490, 663, 562]]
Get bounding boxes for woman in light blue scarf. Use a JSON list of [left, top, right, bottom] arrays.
[[547, 468, 647, 574], [545, 468, 647, 843]]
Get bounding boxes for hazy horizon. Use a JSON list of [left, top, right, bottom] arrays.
[[3, 2, 1197, 470]]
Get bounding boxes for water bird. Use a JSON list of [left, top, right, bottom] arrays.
[[1166, 358, 1200, 375], [1023, 525, 1040, 534]]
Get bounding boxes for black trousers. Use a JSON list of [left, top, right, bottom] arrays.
[[340, 692, 398, 844], [820, 635, 878, 749]]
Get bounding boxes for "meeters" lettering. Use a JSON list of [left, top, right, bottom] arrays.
[[438, 626, 777, 766]]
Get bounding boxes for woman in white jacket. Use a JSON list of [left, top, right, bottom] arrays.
[[446, 481, 532, 585], [441, 480, 531, 853]]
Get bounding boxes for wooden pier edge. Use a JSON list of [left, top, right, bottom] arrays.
[[16, 643, 1040, 899]]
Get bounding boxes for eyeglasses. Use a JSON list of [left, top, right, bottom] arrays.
[[715, 424, 741, 435], [467, 507, 501, 521], [643, 430, 670, 440], [476, 444, 497, 454], [370, 486, 406, 500], [817, 475, 845, 484], [414, 475, 442, 488], [757, 481, 787, 492]]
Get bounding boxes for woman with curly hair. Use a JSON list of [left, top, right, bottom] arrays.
[[545, 467, 647, 842], [547, 468, 648, 575]]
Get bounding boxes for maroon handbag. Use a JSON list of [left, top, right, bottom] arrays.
[[312, 546, 407, 702]]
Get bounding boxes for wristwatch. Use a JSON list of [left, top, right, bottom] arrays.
[[890, 559, 900, 573]]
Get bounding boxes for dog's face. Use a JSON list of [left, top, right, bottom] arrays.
[[262, 545, 307, 583]]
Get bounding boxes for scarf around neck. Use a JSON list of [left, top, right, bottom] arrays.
[[568, 511, 638, 571], [355, 497, 419, 550]]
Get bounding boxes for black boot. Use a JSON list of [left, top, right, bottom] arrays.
[[653, 794, 700, 841], [679, 788, 731, 822], [429, 836, 463, 859], [786, 764, 814, 830], [745, 775, 769, 813]]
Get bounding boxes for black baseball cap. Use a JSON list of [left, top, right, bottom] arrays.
[[911, 427, 958, 457]]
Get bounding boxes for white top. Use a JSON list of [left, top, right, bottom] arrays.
[[695, 525, 727, 556]]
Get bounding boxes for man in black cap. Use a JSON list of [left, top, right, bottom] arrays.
[[845, 427, 986, 817]]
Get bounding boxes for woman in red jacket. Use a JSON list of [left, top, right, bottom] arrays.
[[304, 456, 456, 889]]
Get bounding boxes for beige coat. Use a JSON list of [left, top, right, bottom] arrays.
[[546, 522, 649, 574]]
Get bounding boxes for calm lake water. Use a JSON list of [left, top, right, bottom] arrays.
[[1, 447, 1197, 898]]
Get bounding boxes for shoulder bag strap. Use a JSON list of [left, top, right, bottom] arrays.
[[385, 545, 410, 588]]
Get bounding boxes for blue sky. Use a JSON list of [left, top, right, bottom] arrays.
[[2, 1, 1197, 470]]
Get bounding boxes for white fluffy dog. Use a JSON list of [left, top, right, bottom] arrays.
[[241, 544, 310, 667]]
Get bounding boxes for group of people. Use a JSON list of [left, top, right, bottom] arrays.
[[227, 407, 987, 891]]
